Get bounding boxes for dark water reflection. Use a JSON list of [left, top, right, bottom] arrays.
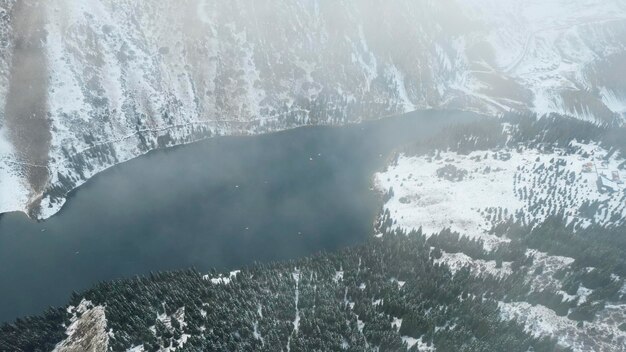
[[0, 110, 477, 322]]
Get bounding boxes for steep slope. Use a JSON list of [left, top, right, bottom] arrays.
[[1, 0, 626, 218]]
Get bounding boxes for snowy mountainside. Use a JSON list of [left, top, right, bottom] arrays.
[[462, 0, 626, 121], [374, 116, 626, 351], [1, 0, 626, 218], [375, 141, 626, 245]]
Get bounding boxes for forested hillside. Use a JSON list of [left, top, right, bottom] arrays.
[[1, 230, 569, 352], [375, 114, 626, 351]]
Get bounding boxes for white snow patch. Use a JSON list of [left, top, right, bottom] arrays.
[[435, 251, 512, 278], [357, 318, 365, 333], [391, 317, 403, 332], [526, 249, 575, 292], [204, 270, 241, 285], [500, 301, 626, 352], [153, 306, 190, 351], [334, 269, 344, 282], [375, 143, 626, 247], [385, 64, 416, 112], [600, 87, 626, 115], [292, 269, 301, 333], [401, 336, 436, 351], [253, 321, 265, 345]]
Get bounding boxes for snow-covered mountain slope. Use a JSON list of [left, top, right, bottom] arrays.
[[1, 0, 626, 218], [499, 301, 626, 352], [374, 119, 626, 351], [375, 142, 626, 246]]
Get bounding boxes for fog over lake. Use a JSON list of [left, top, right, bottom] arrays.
[[0, 110, 477, 322]]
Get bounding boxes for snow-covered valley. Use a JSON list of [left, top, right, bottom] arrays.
[[2, 0, 626, 218], [374, 118, 626, 351]]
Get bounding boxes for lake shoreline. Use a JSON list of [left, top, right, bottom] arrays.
[[0, 109, 479, 322]]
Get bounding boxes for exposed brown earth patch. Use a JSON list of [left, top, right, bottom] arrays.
[[3, 0, 50, 209]]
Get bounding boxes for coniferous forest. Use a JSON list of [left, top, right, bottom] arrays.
[[2, 228, 574, 352]]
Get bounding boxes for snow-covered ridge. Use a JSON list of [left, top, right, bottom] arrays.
[[1, 0, 626, 218], [375, 141, 626, 244]]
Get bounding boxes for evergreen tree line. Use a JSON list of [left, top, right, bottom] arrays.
[[0, 230, 566, 352]]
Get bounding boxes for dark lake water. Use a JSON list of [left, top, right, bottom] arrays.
[[0, 110, 477, 322]]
